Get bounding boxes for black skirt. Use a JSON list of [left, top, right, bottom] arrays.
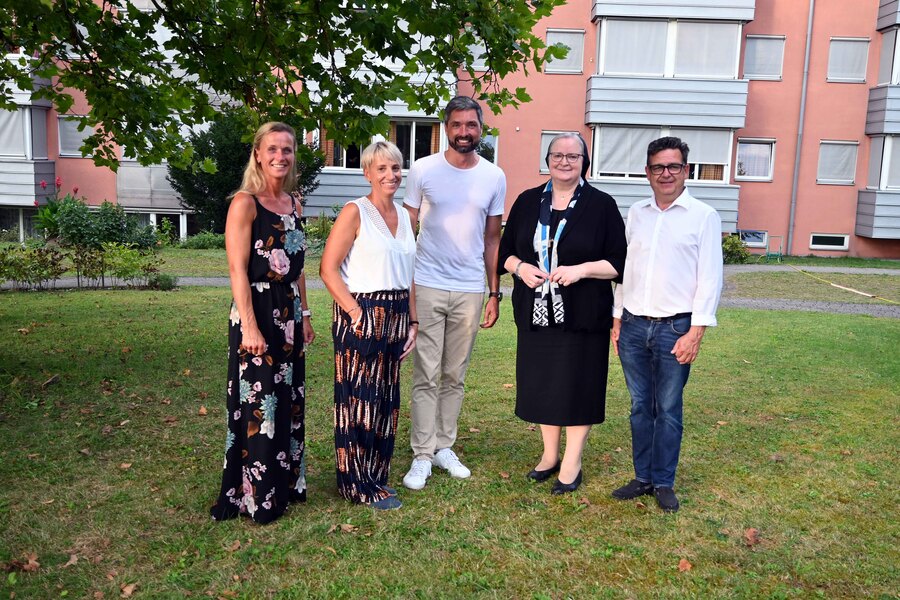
[[515, 325, 609, 426]]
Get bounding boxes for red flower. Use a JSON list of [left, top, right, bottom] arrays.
[[34, 200, 39, 206], [73, 186, 79, 195], [40, 180, 47, 189], [55, 176, 62, 188]]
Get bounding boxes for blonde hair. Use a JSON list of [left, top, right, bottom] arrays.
[[232, 122, 297, 198], [361, 140, 403, 172]]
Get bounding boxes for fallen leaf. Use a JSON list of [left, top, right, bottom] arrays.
[[841, 449, 852, 456], [182, 369, 191, 376], [120, 583, 137, 598], [678, 558, 692, 572], [502, 383, 514, 389], [578, 497, 591, 506], [635, 501, 647, 509], [17, 327, 30, 335], [339, 523, 358, 534], [716, 421, 728, 426], [63, 554, 78, 568], [226, 540, 241, 552], [742, 359, 752, 364], [101, 425, 114, 436], [325, 547, 337, 555], [449, 506, 455, 514], [161, 398, 171, 405], [468, 427, 480, 433], [21, 553, 40, 572], [199, 391, 209, 400], [525, 424, 536, 431], [79, 448, 91, 456], [232, 575, 241, 582], [119, 420, 130, 427], [94, 592, 105, 599], [121, 347, 131, 354], [27, 453, 39, 459], [744, 527, 760, 547], [163, 416, 177, 425], [41, 499, 54, 505], [499, 472, 510, 479], [198, 405, 208, 416], [41, 375, 60, 389], [614, 447, 622, 452], [770, 453, 785, 462], [106, 571, 117, 581], [119, 463, 132, 470], [326, 524, 337, 534]]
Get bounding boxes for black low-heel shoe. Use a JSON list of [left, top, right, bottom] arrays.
[[551, 470, 583, 495], [526, 460, 561, 482]]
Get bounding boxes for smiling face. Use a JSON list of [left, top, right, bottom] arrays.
[[547, 136, 584, 187], [254, 130, 295, 182], [364, 155, 402, 200], [445, 108, 482, 154], [645, 148, 688, 208]]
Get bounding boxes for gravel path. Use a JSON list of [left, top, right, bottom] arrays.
[[4, 265, 899, 318]]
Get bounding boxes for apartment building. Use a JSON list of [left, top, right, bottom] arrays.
[[2, 0, 898, 257]]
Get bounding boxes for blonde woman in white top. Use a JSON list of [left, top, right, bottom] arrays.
[[320, 141, 418, 510]]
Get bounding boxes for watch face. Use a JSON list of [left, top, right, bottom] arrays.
[[490, 292, 503, 300]]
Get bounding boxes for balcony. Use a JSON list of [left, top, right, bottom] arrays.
[[877, 1, 900, 31], [591, 0, 755, 22], [856, 189, 900, 239], [865, 85, 900, 135], [585, 76, 749, 129], [115, 163, 180, 210]]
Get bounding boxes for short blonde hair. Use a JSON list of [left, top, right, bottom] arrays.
[[232, 122, 297, 198], [361, 140, 403, 172]]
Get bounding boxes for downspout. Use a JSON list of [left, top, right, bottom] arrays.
[[787, 0, 816, 254]]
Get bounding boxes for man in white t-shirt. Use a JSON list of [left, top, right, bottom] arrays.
[[401, 96, 507, 490]]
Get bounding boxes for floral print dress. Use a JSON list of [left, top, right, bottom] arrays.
[[210, 196, 307, 524]]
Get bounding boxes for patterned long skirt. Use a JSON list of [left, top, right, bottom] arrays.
[[332, 289, 410, 504]]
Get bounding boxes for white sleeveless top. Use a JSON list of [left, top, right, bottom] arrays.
[[341, 197, 416, 293]]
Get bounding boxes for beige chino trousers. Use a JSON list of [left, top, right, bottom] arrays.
[[410, 284, 484, 462]]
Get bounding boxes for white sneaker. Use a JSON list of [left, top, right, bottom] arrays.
[[434, 448, 471, 479], [402, 459, 432, 490]]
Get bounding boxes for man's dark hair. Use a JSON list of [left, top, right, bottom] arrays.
[[443, 96, 483, 127], [647, 136, 690, 165]]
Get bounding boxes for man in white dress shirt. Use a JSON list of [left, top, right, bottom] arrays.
[[610, 136, 723, 512]]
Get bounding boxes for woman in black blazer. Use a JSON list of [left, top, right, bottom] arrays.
[[498, 132, 626, 494]]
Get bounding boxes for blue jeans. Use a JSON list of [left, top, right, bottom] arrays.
[[618, 309, 692, 488]]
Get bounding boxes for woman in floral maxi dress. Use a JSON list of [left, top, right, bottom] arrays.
[[210, 122, 316, 525]]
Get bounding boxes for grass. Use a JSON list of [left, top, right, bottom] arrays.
[[758, 255, 900, 269], [725, 272, 900, 304], [0, 287, 898, 598], [156, 247, 322, 280]]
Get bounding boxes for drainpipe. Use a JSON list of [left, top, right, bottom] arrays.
[[787, 0, 816, 254]]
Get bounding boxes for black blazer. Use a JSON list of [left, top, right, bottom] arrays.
[[498, 182, 627, 333]]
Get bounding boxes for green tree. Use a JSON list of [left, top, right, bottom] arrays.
[[0, 0, 567, 171], [166, 113, 324, 232]]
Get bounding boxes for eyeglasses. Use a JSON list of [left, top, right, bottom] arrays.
[[648, 163, 686, 175], [549, 152, 583, 163]]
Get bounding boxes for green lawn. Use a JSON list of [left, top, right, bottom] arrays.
[[0, 289, 897, 598], [157, 247, 321, 280], [725, 272, 900, 304]]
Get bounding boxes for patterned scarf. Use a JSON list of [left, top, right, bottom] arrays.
[[531, 179, 582, 326]]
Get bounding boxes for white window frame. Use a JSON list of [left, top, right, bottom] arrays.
[[816, 140, 859, 185], [598, 18, 741, 80], [738, 230, 768, 248], [593, 126, 732, 183], [540, 130, 577, 173], [809, 233, 849, 251], [743, 35, 785, 80], [878, 29, 897, 85], [592, 125, 657, 179], [469, 41, 488, 72], [478, 133, 499, 164], [826, 37, 870, 83], [545, 29, 585, 75], [735, 138, 775, 181], [57, 115, 94, 158]]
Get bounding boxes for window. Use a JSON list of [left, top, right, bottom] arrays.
[[469, 41, 488, 71], [595, 126, 659, 177], [878, 29, 896, 85], [738, 230, 768, 248], [593, 126, 731, 182], [0, 109, 25, 157], [545, 29, 585, 74], [390, 120, 439, 169], [58, 116, 94, 157], [477, 133, 498, 164], [827, 38, 869, 83], [735, 139, 775, 180], [809, 234, 849, 251], [817, 141, 858, 184], [540, 131, 579, 172], [743, 36, 785, 80], [31, 108, 48, 159], [601, 19, 739, 79]]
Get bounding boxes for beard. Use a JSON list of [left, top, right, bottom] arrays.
[[449, 135, 479, 154]]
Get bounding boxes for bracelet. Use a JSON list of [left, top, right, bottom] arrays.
[[514, 261, 524, 278], [301, 309, 312, 318], [409, 320, 419, 326]]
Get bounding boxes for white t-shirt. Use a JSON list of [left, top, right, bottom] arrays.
[[341, 197, 416, 293], [403, 152, 506, 293]]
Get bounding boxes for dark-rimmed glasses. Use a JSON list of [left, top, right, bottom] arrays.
[[648, 163, 686, 175], [549, 152, 583, 163]]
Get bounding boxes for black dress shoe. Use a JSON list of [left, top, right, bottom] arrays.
[[551, 470, 583, 495], [654, 487, 679, 512], [611, 479, 654, 500], [526, 460, 561, 482]]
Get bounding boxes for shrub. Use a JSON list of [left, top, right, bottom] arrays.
[[147, 272, 178, 291], [0, 246, 66, 290], [723, 234, 751, 264], [0, 227, 20, 243], [180, 231, 225, 249], [57, 197, 157, 250], [34, 198, 63, 239]]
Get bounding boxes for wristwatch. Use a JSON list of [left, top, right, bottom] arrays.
[[488, 291, 503, 301]]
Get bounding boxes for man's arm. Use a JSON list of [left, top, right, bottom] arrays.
[[480, 214, 502, 328]]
